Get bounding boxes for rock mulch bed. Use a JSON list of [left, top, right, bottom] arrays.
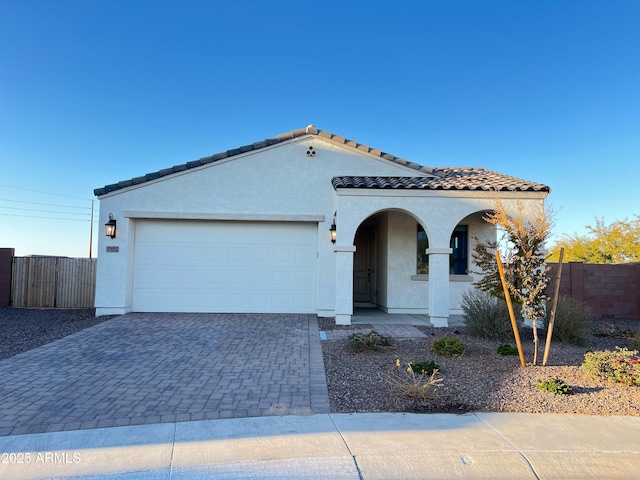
[[0, 308, 112, 360], [319, 318, 640, 416]]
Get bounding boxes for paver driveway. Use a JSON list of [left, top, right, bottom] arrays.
[[0, 313, 329, 436]]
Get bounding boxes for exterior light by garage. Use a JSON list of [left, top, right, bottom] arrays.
[[105, 213, 117, 239], [329, 221, 336, 243]]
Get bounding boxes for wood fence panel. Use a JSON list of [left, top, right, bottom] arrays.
[[11, 257, 96, 308], [56, 258, 96, 307], [10, 257, 28, 307]]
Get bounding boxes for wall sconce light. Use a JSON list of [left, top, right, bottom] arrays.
[[105, 213, 117, 239], [329, 221, 336, 244]]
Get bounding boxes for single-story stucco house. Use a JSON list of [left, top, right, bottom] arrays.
[[93, 125, 550, 326]]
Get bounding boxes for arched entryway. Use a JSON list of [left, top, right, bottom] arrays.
[[332, 190, 546, 325], [343, 207, 496, 324], [351, 209, 432, 315]]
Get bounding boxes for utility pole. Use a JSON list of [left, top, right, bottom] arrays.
[[89, 199, 94, 258]]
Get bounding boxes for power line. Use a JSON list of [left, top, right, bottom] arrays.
[[0, 206, 90, 216], [0, 198, 90, 210], [0, 213, 91, 222], [0, 184, 92, 201]]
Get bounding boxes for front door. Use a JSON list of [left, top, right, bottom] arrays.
[[353, 226, 375, 305]]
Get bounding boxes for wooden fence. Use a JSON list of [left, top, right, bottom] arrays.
[[11, 257, 96, 308]]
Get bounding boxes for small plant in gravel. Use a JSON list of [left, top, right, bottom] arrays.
[[544, 295, 592, 346], [582, 347, 640, 387], [594, 325, 640, 350], [461, 289, 516, 340], [348, 330, 393, 351], [497, 344, 519, 356], [383, 358, 443, 401], [536, 377, 573, 395], [594, 323, 637, 339], [431, 336, 465, 356], [408, 359, 440, 375]]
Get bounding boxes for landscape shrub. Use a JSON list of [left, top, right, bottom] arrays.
[[431, 336, 465, 356], [348, 330, 393, 351], [582, 347, 640, 387], [383, 358, 443, 401], [408, 359, 440, 375], [497, 344, 519, 356], [536, 377, 573, 395], [461, 289, 516, 340], [544, 295, 592, 346]]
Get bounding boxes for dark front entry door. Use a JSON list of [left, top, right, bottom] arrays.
[[353, 226, 375, 304]]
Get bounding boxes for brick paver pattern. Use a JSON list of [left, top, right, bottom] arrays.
[[321, 324, 427, 340], [0, 313, 330, 436]]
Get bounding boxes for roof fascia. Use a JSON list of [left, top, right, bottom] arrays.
[[335, 189, 549, 200], [94, 139, 300, 199]]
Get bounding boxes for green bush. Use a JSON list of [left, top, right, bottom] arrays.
[[497, 344, 519, 356], [409, 360, 440, 375], [431, 336, 465, 356], [461, 289, 516, 340], [544, 296, 592, 346], [348, 330, 393, 351], [582, 347, 640, 387], [536, 377, 573, 395]]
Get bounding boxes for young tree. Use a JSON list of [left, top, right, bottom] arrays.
[[548, 215, 640, 264], [472, 199, 554, 365]]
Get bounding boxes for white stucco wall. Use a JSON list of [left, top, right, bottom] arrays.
[[95, 133, 548, 324], [95, 135, 430, 315]]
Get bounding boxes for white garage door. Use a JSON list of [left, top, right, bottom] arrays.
[[132, 220, 317, 313]]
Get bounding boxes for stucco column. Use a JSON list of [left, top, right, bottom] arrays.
[[427, 247, 452, 327], [334, 245, 356, 325]]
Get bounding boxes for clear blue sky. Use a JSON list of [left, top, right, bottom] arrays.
[[1, 0, 638, 257]]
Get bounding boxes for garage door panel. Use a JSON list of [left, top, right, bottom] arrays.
[[132, 220, 317, 313]]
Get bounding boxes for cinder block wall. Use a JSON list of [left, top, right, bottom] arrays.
[[0, 248, 14, 307], [548, 262, 640, 319]]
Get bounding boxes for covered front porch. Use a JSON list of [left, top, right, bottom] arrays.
[[330, 187, 548, 327]]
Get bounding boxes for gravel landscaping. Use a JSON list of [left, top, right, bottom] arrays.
[[319, 318, 640, 416], [0, 308, 112, 360]]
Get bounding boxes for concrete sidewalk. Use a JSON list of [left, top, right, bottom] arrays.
[[1, 413, 639, 479]]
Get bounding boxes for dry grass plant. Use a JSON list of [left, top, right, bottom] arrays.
[[382, 359, 444, 402]]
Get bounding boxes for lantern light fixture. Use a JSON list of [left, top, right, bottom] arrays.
[[329, 221, 336, 244], [105, 213, 117, 239]]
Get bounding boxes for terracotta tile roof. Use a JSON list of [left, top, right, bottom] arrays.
[[332, 169, 550, 192], [94, 125, 550, 195]]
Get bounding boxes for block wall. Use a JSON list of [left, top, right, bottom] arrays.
[[548, 262, 640, 319]]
